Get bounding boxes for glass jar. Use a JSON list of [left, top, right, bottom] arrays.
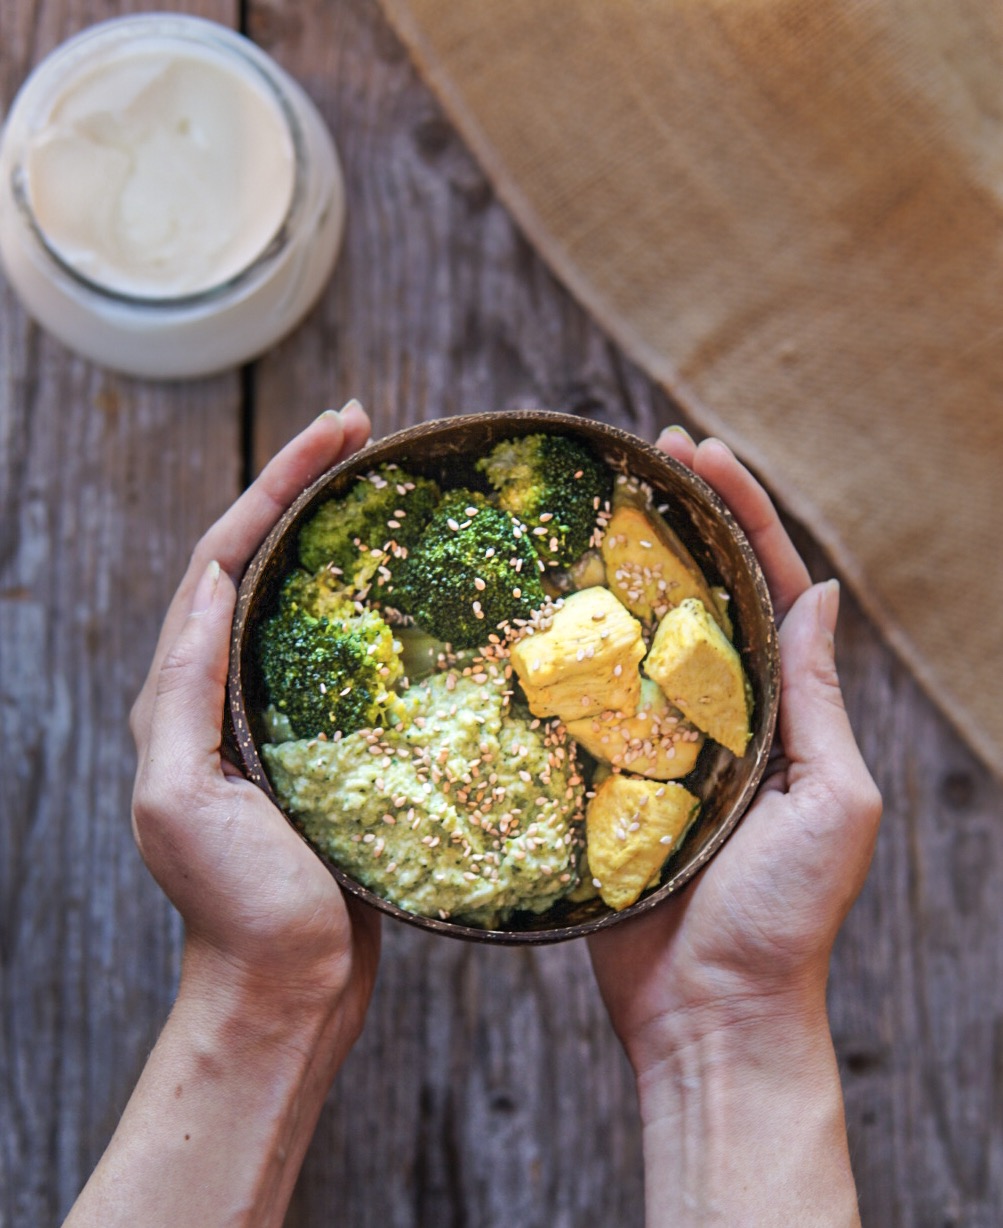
[[0, 14, 345, 379]]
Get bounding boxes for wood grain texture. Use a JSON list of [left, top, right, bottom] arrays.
[[1, 6, 240, 1228], [2, 1, 1003, 1227]]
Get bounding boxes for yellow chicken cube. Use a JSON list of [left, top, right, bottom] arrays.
[[565, 678, 704, 780], [645, 598, 752, 757], [510, 587, 645, 721], [601, 503, 725, 628], [586, 775, 700, 911]]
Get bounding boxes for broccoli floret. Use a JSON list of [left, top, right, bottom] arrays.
[[280, 567, 357, 621], [392, 493, 547, 648], [257, 571, 406, 740], [297, 464, 440, 586], [476, 433, 612, 568]]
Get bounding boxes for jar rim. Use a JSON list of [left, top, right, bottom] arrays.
[[3, 14, 307, 309]]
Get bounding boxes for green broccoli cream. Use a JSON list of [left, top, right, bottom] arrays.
[[263, 675, 585, 927]]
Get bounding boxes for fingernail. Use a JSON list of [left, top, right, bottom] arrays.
[[192, 560, 220, 614], [658, 424, 695, 446], [338, 398, 364, 418], [818, 578, 840, 636], [315, 398, 362, 423]]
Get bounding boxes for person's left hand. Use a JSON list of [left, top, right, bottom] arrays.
[[588, 430, 882, 1061], [129, 401, 380, 1057]]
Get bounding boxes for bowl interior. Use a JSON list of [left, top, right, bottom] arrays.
[[228, 411, 779, 943]]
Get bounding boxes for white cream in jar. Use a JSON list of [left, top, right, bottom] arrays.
[[0, 15, 345, 379]]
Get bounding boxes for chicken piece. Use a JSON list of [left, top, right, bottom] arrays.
[[601, 503, 725, 629], [565, 678, 704, 780], [586, 775, 700, 911], [644, 598, 752, 757], [510, 587, 645, 722]]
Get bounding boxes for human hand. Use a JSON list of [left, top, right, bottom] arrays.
[[588, 430, 879, 1226], [65, 404, 382, 1228], [129, 401, 380, 1061], [589, 429, 881, 1062]]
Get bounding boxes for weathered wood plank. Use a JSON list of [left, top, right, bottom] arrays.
[[3, 0, 1003, 1226], [0, 5, 241, 1226]]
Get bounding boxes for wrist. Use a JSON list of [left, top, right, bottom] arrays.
[[633, 994, 831, 1126], [64, 941, 356, 1228], [616, 955, 830, 1085], [633, 1005, 860, 1227], [177, 936, 359, 1082]]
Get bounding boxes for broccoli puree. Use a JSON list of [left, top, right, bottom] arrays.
[[262, 674, 585, 926]]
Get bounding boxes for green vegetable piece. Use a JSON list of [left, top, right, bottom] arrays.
[[393, 492, 546, 648], [297, 464, 440, 581], [476, 433, 612, 568], [257, 570, 406, 740]]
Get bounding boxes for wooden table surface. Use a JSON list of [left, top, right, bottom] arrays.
[[3, 3, 1002, 1225]]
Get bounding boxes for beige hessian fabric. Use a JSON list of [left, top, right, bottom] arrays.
[[379, 0, 1003, 777]]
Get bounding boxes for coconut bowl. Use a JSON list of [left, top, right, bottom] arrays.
[[227, 410, 780, 943]]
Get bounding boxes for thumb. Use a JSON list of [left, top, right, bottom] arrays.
[[777, 580, 855, 773], [777, 581, 881, 829], [143, 561, 237, 775]]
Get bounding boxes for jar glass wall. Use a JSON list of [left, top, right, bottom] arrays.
[[0, 14, 345, 379]]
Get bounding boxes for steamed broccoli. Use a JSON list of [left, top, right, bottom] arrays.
[[297, 464, 440, 587], [392, 492, 547, 648], [476, 433, 612, 568], [279, 567, 357, 621], [257, 570, 406, 740]]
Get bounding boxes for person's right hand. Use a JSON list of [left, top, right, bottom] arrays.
[[129, 401, 380, 1062], [66, 407, 386, 1228]]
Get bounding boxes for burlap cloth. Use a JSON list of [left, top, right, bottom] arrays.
[[378, 0, 1003, 778]]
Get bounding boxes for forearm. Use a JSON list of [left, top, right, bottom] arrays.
[[64, 958, 350, 1228], [634, 1006, 860, 1228]]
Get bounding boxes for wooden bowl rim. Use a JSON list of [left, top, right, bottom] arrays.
[[227, 411, 780, 944]]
